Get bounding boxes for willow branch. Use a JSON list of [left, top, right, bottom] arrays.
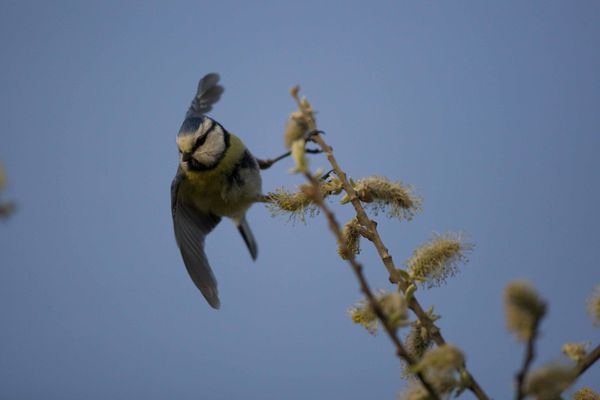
[[311, 132, 489, 400], [302, 172, 440, 399], [575, 343, 600, 378], [514, 319, 541, 400], [291, 90, 490, 400]]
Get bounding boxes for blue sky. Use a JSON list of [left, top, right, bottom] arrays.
[[1, 1, 599, 399]]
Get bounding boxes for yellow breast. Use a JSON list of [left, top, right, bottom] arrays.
[[179, 134, 248, 215]]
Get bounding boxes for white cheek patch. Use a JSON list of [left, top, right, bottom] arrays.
[[197, 118, 214, 135], [194, 125, 225, 165]]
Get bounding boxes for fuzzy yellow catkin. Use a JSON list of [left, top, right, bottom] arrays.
[[587, 284, 600, 326], [348, 176, 421, 220], [397, 381, 432, 400], [405, 321, 433, 361], [266, 187, 313, 213], [266, 178, 343, 222], [504, 281, 547, 341], [338, 218, 361, 260], [562, 342, 589, 362], [348, 301, 378, 335], [524, 362, 577, 399], [349, 290, 409, 334], [406, 233, 471, 288], [289, 139, 308, 173], [573, 387, 600, 400], [284, 111, 309, 149], [319, 177, 343, 195], [413, 344, 465, 375], [379, 291, 410, 330], [401, 321, 434, 379], [405, 344, 464, 397], [398, 378, 458, 400], [299, 97, 315, 122]]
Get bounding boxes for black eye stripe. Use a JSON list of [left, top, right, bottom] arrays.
[[192, 120, 215, 151], [194, 134, 207, 149]]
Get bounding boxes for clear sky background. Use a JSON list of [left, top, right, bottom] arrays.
[[1, 1, 599, 399]]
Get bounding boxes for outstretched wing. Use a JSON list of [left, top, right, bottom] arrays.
[[185, 73, 224, 118], [171, 172, 222, 308]]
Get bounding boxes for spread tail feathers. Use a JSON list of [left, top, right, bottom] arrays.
[[238, 217, 258, 260], [186, 73, 224, 118]]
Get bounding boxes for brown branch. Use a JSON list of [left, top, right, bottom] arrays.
[[312, 132, 489, 400], [290, 89, 490, 400], [302, 172, 440, 400], [514, 319, 541, 400], [575, 343, 600, 378]]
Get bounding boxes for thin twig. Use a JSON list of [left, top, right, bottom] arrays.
[[514, 319, 541, 400], [257, 148, 321, 170], [575, 343, 600, 378], [291, 89, 490, 400], [302, 172, 440, 400]]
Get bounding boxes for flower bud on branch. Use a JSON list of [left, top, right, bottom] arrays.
[[341, 176, 421, 221], [524, 362, 577, 399], [504, 281, 547, 342], [338, 218, 362, 260], [587, 284, 600, 326], [573, 387, 600, 400], [562, 342, 590, 363], [406, 233, 472, 288], [284, 111, 309, 149], [402, 344, 466, 397], [265, 178, 343, 223], [349, 290, 410, 335]]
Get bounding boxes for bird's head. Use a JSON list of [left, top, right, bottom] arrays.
[[176, 117, 228, 171]]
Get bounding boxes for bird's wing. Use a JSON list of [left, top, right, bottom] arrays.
[[171, 173, 222, 308], [185, 73, 225, 118]]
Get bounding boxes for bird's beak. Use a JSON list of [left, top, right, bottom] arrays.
[[182, 152, 192, 162]]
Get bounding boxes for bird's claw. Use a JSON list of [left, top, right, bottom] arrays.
[[319, 169, 335, 181], [305, 130, 325, 142]]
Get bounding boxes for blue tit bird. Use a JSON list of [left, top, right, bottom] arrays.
[[171, 73, 263, 309]]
